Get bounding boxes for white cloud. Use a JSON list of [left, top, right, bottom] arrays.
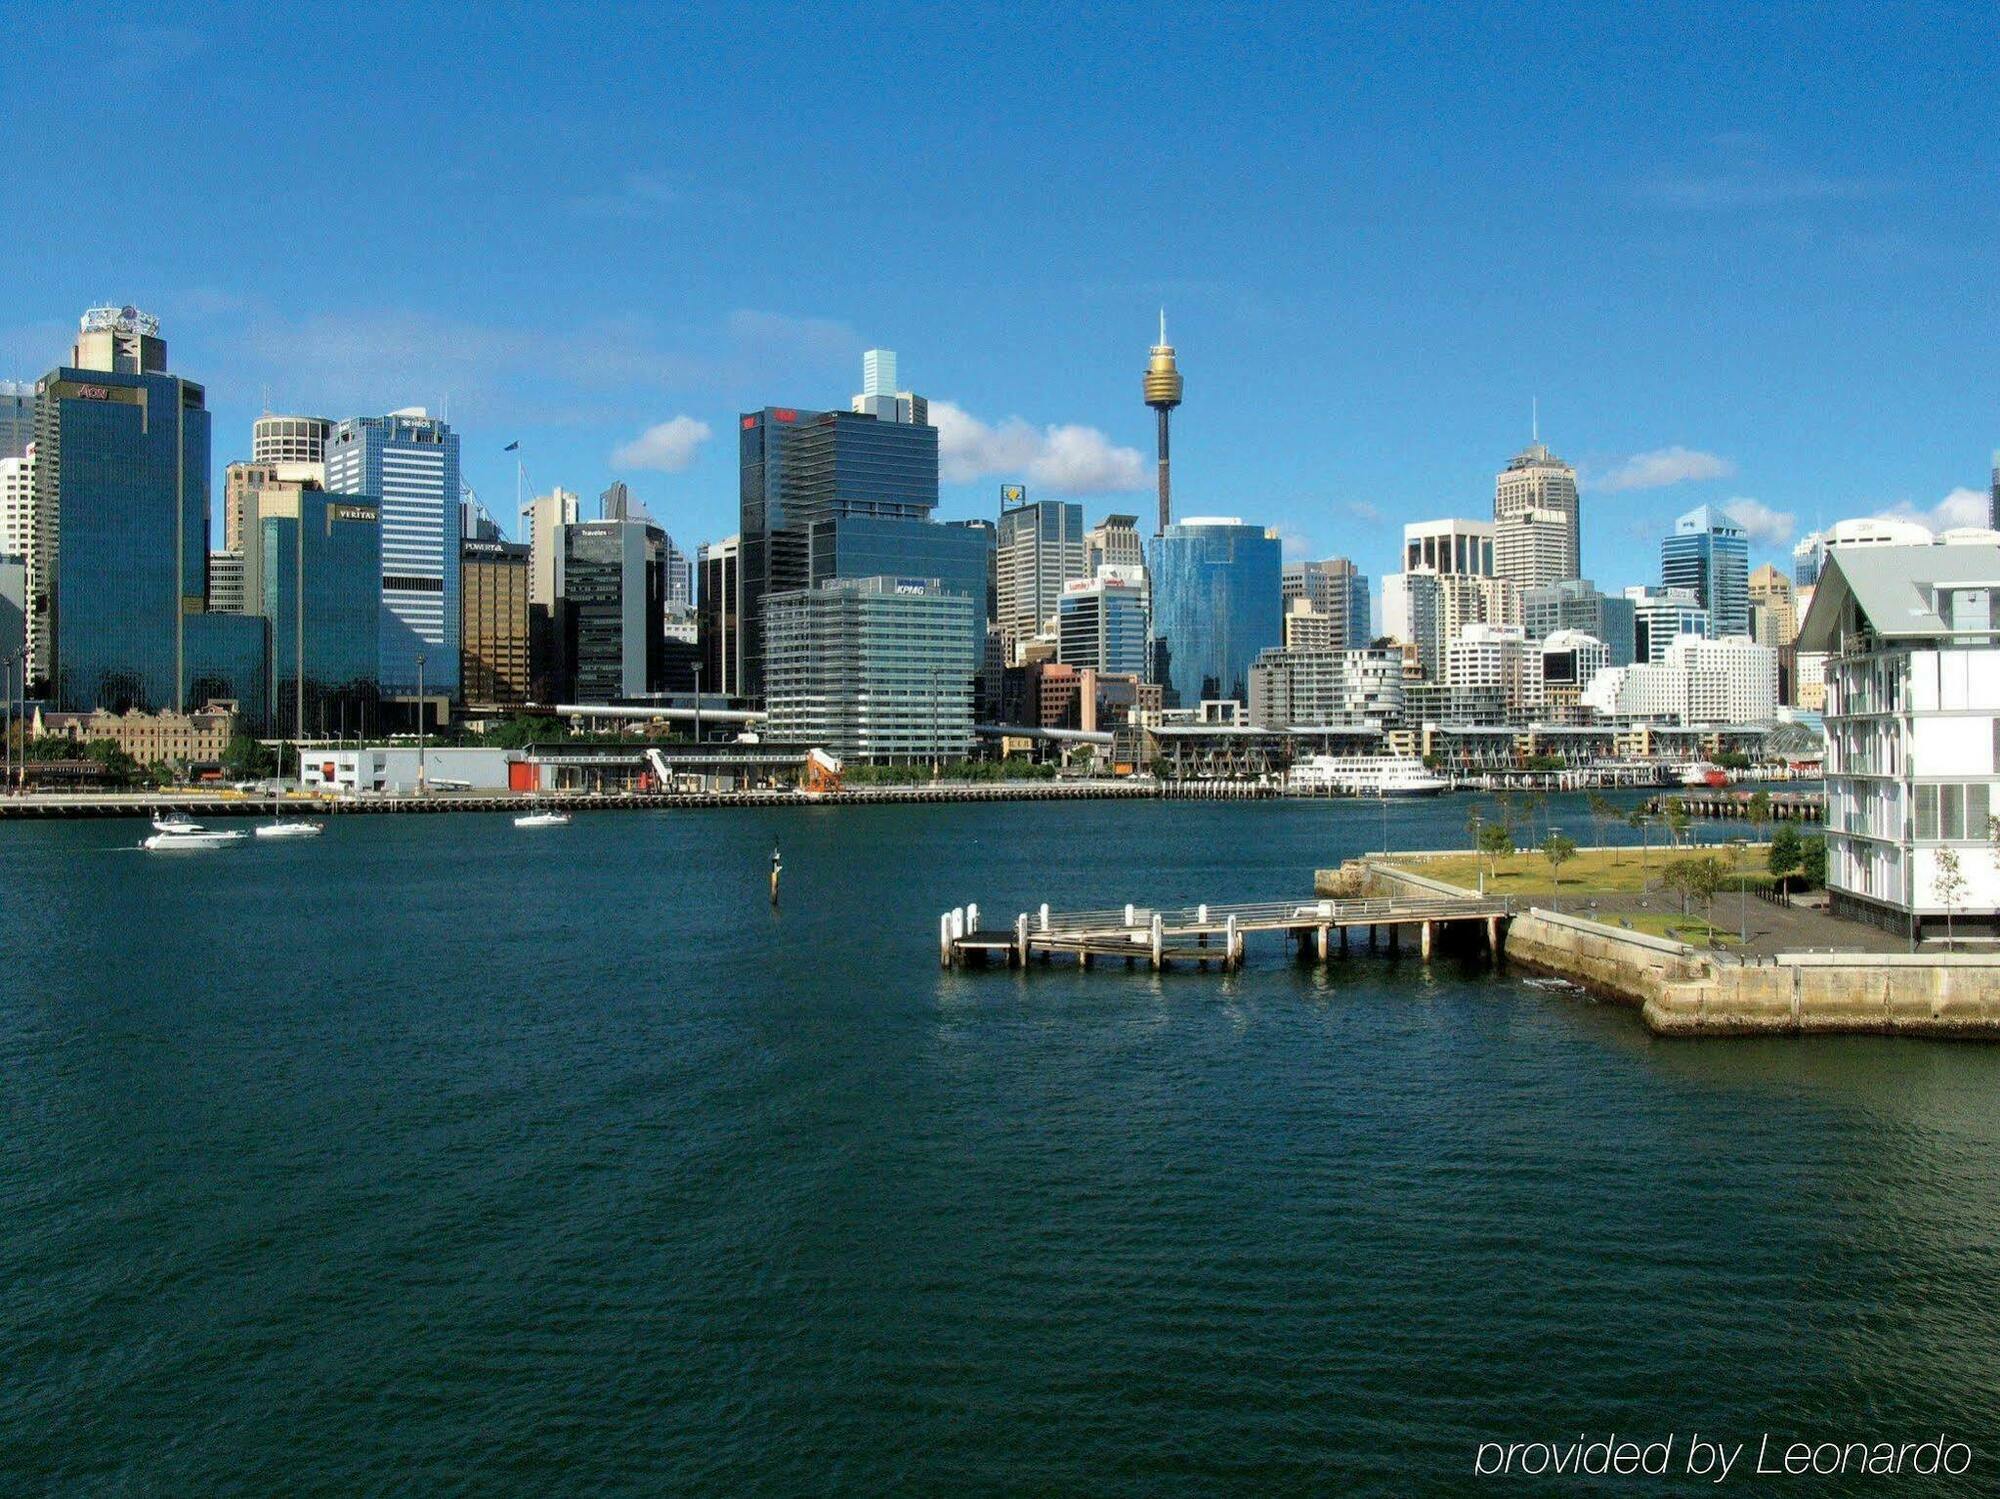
[[1595, 446, 1736, 493], [1721, 497, 1796, 547], [1877, 486, 1991, 533], [611, 415, 712, 472], [930, 401, 1145, 495]]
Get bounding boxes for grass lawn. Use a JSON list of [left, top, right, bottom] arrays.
[[1399, 844, 1775, 897], [1617, 911, 1745, 947]]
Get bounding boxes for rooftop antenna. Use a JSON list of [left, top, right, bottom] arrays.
[[1159, 306, 1167, 345]]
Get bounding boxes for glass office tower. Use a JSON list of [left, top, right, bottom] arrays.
[[324, 410, 461, 700], [34, 362, 262, 716], [1147, 518, 1282, 708], [559, 518, 667, 702], [1660, 505, 1749, 638], [259, 491, 382, 739]]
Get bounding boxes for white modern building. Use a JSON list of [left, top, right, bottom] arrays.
[[0, 444, 31, 559], [1248, 646, 1404, 728], [1446, 623, 1540, 718], [1665, 634, 1779, 725], [1798, 541, 2000, 940]]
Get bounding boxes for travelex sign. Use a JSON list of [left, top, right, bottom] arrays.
[[1472, 1432, 1972, 1482]]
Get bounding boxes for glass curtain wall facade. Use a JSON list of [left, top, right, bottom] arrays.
[[460, 539, 531, 707], [1147, 519, 1282, 707], [1058, 576, 1150, 676], [34, 365, 268, 715], [259, 492, 381, 738], [1661, 506, 1749, 638], [324, 411, 461, 699], [559, 519, 666, 702], [763, 576, 977, 763]]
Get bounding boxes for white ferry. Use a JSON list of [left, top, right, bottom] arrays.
[[1287, 754, 1450, 798]]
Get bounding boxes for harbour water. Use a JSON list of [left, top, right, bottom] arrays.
[[3, 795, 1996, 1492]]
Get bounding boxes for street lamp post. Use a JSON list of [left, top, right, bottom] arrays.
[[690, 662, 704, 793], [2, 653, 13, 793], [415, 653, 428, 795], [929, 665, 939, 781]]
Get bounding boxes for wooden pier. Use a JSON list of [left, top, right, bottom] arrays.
[[941, 893, 1514, 972], [1645, 790, 1824, 822]]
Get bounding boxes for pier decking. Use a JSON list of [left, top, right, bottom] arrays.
[[1645, 790, 1824, 822], [942, 893, 1514, 972]]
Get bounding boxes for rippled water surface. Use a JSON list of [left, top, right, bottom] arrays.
[[3, 795, 1996, 1494]]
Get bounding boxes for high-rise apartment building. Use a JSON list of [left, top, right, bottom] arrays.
[[697, 534, 741, 697], [1148, 517, 1282, 707], [1057, 569, 1148, 677], [324, 409, 462, 700], [1383, 519, 1515, 679], [460, 538, 530, 707], [257, 490, 382, 738], [998, 490, 1086, 650], [252, 414, 332, 466], [30, 307, 266, 719], [1660, 504, 1749, 638], [1494, 440, 1580, 583], [1248, 647, 1403, 728], [1446, 623, 1541, 719], [763, 576, 978, 763], [1282, 556, 1370, 650]]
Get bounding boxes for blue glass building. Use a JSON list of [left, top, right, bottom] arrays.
[[324, 410, 460, 700], [1660, 505, 1749, 638], [35, 363, 266, 720], [1147, 518, 1283, 707], [259, 490, 382, 738]]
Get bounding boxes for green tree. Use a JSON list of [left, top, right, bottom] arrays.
[[1746, 789, 1772, 846], [1477, 821, 1515, 881], [1767, 822, 1803, 885], [1798, 835, 1828, 891], [1627, 806, 1653, 879], [1541, 832, 1577, 910], [1934, 847, 1967, 952], [222, 734, 277, 780]]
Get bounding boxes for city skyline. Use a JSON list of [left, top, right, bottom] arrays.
[[3, 7, 1997, 596]]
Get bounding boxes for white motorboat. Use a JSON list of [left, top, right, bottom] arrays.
[[254, 819, 324, 839], [142, 825, 246, 851], [514, 810, 572, 828], [152, 812, 200, 833], [1288, 755, 1450, 797]]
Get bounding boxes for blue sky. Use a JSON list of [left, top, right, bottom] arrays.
[[4, 1, 1998, 596]]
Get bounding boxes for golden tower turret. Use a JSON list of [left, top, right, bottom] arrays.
[[1143, 309, 1183, 535]]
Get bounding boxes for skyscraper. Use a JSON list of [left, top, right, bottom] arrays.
[[1747, 562, 1797, 649], [697, 534, 741, 697], [31, 307, 266, 719], [1494, 439, 1580, 584], [461, 538, 531, 707], [1147, 517, 1281, 707], [997, 488, 1086, 650], [325, 408, 462, 701], [1660, 504, 1749, 638], [257, 490, 382, 738], [0, 445, 31, 559], [1086, 513, 1144, 573], [1521, 577, 1636, 665], [851, 347, 927, 425], [1143, 313, 1184, 535], [738, 353, 974, 697], [558, 517, 667, 702]]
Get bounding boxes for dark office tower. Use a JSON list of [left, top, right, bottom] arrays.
[[698, 534, 741, 697], [737, 405, 819, 697], [1143, 311, 1183, 535], [30, 306, 265, 719], [558, 517, 667, 702], [257, 491, 382, 739]]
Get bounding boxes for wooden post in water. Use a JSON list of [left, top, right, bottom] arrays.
[[940, 912, 953, 968], [1015, 912, 1029, 968], [1150, 912, 1164, 972], [1315, 925, 1331, 963], [1487, 915, 1501, 962], [1225, 913, 1240, 969], [1420, 921, 1433, 961]]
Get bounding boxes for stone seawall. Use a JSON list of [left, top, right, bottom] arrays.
[[1323, 856, 2000, 1039]]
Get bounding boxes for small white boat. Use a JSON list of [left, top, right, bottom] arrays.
[[152, 812, 200, 833], [143, 826, 246, 851], [514, 810, 572, 828], [254, 819, 324, 839]]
